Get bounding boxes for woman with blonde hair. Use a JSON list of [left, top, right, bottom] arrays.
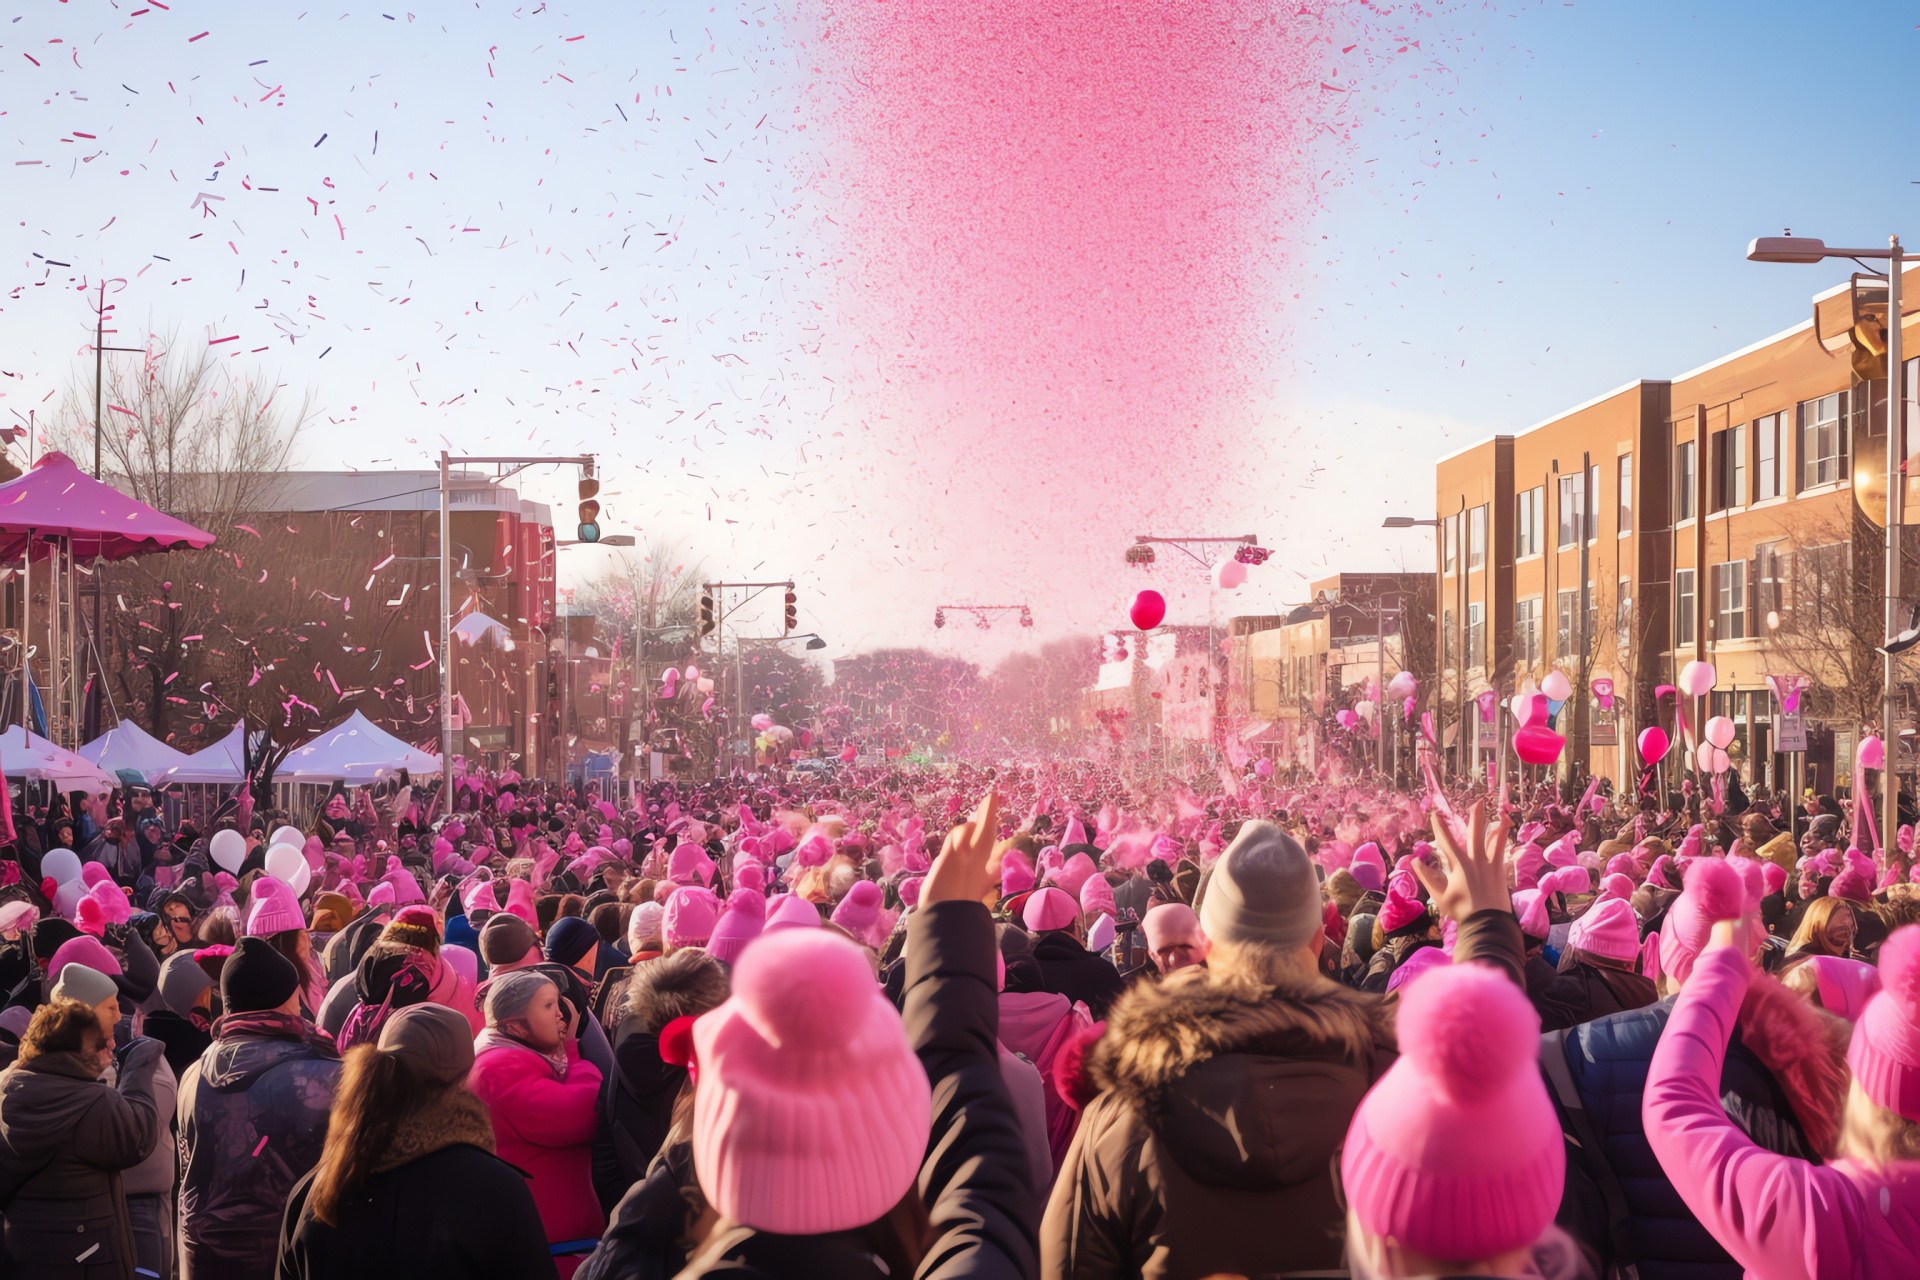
[[1781, 895, 1858, 975]]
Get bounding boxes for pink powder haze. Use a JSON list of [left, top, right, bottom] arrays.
[[788, 1, 1453, 640]]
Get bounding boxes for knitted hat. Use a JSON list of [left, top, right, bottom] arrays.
[[462, 881, 502, 918], [1022, 886, 1079, 933], [479, 912, 539, 967], [670, 842, 717, 886], [1658, 858, 1746, 989], [504, 878, 538, 926], [48, 936, 122, 986], [1079, 873, 1116, 921], [1544, 833, 1579, 869], [50, 962, 117, 1008], [664, 886, 721, 950], [627, 902, 665, 952], [1762, 862, 1788, 897], [220, 935, 302, 1014], [1569, 898, 1640, 963], [829, 880, 883, 945], [763, 894, 822, 933], [1803, 955, 1883, 1023], [543, 916, 598, 968], [383, 905, 442, 952], [379, 1003, 477, 1083], [1543, 866, 1591, 897], [158, 948, 214, 1018], [898, 876, 925, 909], [734, 861, 767, 894], [998, 849, 1035, 896], [245, 879, 306, 938], [1086, 912, 1116, 954], [1597, 873, 1634, 903], [1605, 853, 1638, 881], [1830, 863, 1875, 905], [1052, 853, 1098, 898], [1378, 880, 1428, 935], [1197, 821, 1320, 951], [1348, 843, 1387, 894], [691, 928, 931, 1235], [309, 891, 355, 934], [1513, 845, 1549, 890], [707, 889, 767, 966], [1342, 963, 1563, 1259], [1509, 888, 1550, 940], [1849, 924, 1920, 1120]]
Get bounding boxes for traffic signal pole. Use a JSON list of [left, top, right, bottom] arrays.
[[699, 580, 793, 777]]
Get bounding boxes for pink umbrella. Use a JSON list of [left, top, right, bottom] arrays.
[[0, 452, 216, 561]]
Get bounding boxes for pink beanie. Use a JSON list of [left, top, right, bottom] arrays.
[[1079, 873, 1116, 921], [1605, 853, 1639, 882], [1569, 898, 1640, 963], [707, 889, 768, 966], [1023, 886, 1079, 933], [504, 878, 537, 926], [1544, 833, 1578, 869], [1349, 843, 1387, 894], [690, 928, 930, 1235], [48, 935, 122, 985], [664, 886, 721, 950], [1849, 924, 1920, 1120], [829, 880, 884, 947], [1543, 866, 1591, 897], [670, 842, 717, 886], [1830, 863, 1875, 905], [763, 894, 822, 933], [790, 833, 835, 869], [1597, 873, 1634, 903], [1803, 955, 1883, 1023], [898, 876, 925, 909], [1513, 845, 1548, 890], [1342, 963, 1563, 1259], [463, 881, 501, 917], [999, 849, 1035, 896], [1053, 853, 1097, 898], [734, 861, 766, 895], [245, 880, 306, 938], [1762, 863, 1788, 897], [1509, 888, 1550, 940], [1378, 880, 1427, 935], [1658, 858, 1746, 988]]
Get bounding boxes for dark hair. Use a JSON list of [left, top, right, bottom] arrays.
[[308, 1045, 456, 1225], [589, 902, 624, 946], [266, 929, 316, 1007], [197, 912, 238, 947], [20, 998, 102, 1063], [557, 894, 586, 921], [534, 895, 562, 936], [621, 948, 729, 1035]]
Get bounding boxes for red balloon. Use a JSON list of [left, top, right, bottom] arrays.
[[1637, 726, 1670, 766], [1130, 590, 1167, 631]]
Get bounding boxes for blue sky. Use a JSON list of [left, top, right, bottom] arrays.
[[2, 0, 1914, 657]]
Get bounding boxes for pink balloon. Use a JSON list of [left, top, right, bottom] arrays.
[[1253, 758, 1274, 778], [1860, 735, 1887, 771], [1514, 724, 1566, 766], [1129, 590, 1167, 631], [1336, 709, 1359, 731], [1638, 726, 1669, 766], [1678, 660, 1717, 698]]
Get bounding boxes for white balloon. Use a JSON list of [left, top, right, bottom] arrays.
[[1704, 716, 1737, 750], [684, 665, 700, 681], [210, 829, 247, 874], [1694, 741, 1718, 775], [53, 880, 87, 921], [270, 825, 305, 851], [696, 677, 715, 694], [1541, 670, 1573, 701], [265, 844, 312, 898], [1508, 693, 1532, 724], [41, 848, 82, 888]]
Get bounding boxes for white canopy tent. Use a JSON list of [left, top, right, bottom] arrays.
[[78, 720, 194, 784], [0, 726, 119, 791], [280, 710, 442, 782], [168, 721, 249, 785]]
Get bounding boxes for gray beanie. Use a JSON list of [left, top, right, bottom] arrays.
[[51, 963, 118, 1009], [158, 948, 214, 1019], [1197, 821, 1321, 951]]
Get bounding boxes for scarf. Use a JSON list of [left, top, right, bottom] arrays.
[[475, 1024, 571, 1080], [212, 1008, 341, 1058]]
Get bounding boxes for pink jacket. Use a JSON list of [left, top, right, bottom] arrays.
[[468, 1041, 605, 1273], [1644, 947, 1920, 1280]]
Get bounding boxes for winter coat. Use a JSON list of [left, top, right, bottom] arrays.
[[177, 1026, 344, 1280], [0, 1039, 165, 1280], [997, 990, 1094, 1170], [143, 1008, 213, 1083], [575, 1138, 698, 1280], [590, 1023, 684, 1213], [277, 1085, 559, 1280], [1041, 963, 1395, 1280], [1535, 954, 1660, 1032], [1644, 946, 1920, 1280], [467, 1039, 605, 1269], [1550, 991, 1833, 1280], [1029, 931, 1126, 1020], [679, 899, 1039, 1280]]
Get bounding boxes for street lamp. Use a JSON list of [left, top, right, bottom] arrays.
[[1747, 233, 1905, 859]]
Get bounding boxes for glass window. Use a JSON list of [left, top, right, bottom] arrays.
[[1755, 414, 1781, 500], [1616, 577, 1633, 653], [1713, 561, 1746, 640], [1716, 427, 1746, 509], [1468, 505, 1487, 571], [1588, 464, 1600, 539], [1800, 392, 1843, 488], [1443, 513, 1459, 575], [1515, 597, 1541, 667], [1467, 602, 1485, 669], [1443, 608, 1457, 666], [1756, 541, 1785, 627], [1556, 588, 1579, 658], [1558, 474, 1584, 549], [1515, 486, 1544, 558], [1617, 453, 1633, 532], [1675, 440, 1696, 521], [1675, 568, 1696, 647]]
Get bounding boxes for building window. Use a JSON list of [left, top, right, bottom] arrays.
[[1617, 453, 1633, 533], [1516, 486, 1544, 558], [1516, 597, 1541, 667], [1443, 513, 1459, 575], [1675, 568, 1696, 647], [1558, 474, 1585, 549], [1756, 541, 1786, 625], [1467, 602, 1485, 669], [1712, 561, 1746, 640], [1556, 588, 1580, 658], [1443, 608, 1457, 666], [1468, 505, 1487, 570], [1755, 413, 1781, 500], [1713, 426, 1747, 510], [1616, 577, 1633, 654], [1675, 440, 1696, 521], [1800, 392, 1843, 489]]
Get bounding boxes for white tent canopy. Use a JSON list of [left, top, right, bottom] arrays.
[[280, 710, 442, 782], [168, 721, 249, 785], [78, 720, 194, 784], [0, 727, 119, 791]]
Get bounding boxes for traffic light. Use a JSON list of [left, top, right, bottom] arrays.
[[577, 471, 602, 544], [783, 586, 797, 633], [934, 608, 946, 629], [698, 589, 715, 637], [1019, 605, 1033, 628]]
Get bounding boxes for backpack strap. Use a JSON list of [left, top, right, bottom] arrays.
[[1540, 1027, 1640, 1280]]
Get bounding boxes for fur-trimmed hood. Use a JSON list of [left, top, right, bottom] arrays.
[[373, 1087, 496, 1174], [1087, 966, 1395, 1190]]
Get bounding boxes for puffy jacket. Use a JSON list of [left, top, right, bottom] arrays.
[[1552, 994, 1819, 1280], [1028, 932, 1125, 1020], [1535, 955, 1660, 1032], [0, 1039, 164, 1280], [467, 1039, 604, 1270], [177, 1027, 344, 1280]]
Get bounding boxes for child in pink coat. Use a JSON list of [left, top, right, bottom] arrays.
[[1645, 921, 1920, 1280]]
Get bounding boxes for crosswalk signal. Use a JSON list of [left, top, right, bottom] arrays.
[[699, 589, 715, 637], [783, 587, 797, 633], [577, 471, 602, 544]]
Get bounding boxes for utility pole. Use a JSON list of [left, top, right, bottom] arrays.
[[86, 284, 142, 741]]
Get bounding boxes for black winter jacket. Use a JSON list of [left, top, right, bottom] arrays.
[[1028, 931, 1125, 1020]]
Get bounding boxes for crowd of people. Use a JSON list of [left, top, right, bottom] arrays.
[[0, 755, 1912, 1279]]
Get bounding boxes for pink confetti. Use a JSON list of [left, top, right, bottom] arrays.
[[251, 1134, 268, 1157]]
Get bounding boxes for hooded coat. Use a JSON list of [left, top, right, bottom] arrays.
[[467, 1036, 605, 1273], [1041, 966, 1394, 1280], [277, 1085, 559, 1280], [0, 1038, 165, 1280], [1028, 932, 1126, 1020], [176, 1024, 344, 1279]]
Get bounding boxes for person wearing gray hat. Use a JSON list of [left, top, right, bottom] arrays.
[[1042, 820, 1395, 1280]]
